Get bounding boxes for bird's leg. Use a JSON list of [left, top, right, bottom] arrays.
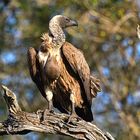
[[43, 89, 54, 120], [71, 94, 76, 115], [48, 99, 53, 113], [67, 93, 80, 123], [43, 99, 53, 121]]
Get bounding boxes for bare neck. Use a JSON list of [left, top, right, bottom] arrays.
[[49, 21, 65, 48]]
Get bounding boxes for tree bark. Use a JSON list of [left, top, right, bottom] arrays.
[[0, 85, 115, 140]]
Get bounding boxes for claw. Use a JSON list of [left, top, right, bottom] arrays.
[[67, 113, 81, 124], [43, 108, 54, 120]]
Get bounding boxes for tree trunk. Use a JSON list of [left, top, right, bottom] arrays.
[[0, 85, 115, 140]]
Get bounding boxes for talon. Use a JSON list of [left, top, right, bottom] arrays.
[[67, 93, 81, 123], [43, 108, 54, 120], [67, 113, 81, 124], [43, 109, 48, 120], [50, 109, 54, 113]]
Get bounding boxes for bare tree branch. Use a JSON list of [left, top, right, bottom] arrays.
[[0, 85, 115, 140], [137, 24, 140, 39]]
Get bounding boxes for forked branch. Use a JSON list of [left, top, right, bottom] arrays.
[[0, 85, 115, 140]]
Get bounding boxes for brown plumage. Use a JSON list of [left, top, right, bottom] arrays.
[[27, 15, 101, 122]]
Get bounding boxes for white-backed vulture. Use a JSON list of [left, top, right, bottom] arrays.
[[27, 15, 101, 122]]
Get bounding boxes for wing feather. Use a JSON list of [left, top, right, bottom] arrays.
[[90, 76, 101, 97], [62, 42, 101, 104], [27, 47, 45, 98], [62, 42, 92, 104]]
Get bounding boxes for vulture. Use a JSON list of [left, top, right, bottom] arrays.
[[27, 15, 101, 122]]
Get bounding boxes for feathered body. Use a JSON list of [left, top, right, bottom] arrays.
[[27, 15, 101, 122]]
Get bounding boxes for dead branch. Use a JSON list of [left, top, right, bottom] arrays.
[[0, 85, 115, 140], [137, 24, 140, 39]]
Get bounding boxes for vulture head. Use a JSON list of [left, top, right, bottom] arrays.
[[49, 15, 78, 29], [49, 15, 78, 47]]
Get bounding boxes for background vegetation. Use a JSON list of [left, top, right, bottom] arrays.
[[0, 0, 140, 139]]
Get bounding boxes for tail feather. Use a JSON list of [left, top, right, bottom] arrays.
[[76, 106, 93, 122], [90, 76, 101, 97]]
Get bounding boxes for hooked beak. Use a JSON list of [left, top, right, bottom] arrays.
[[70, 19, 78, 26], [66, 19, 78, 28]]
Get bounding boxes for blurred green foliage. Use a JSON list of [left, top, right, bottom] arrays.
[[0, 0, 140, 140]]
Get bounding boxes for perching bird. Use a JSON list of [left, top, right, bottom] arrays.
[[27, 15, 101, 122]]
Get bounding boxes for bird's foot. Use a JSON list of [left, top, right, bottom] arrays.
[[67, 113, 81, 124], [49, 109, 54, 113], [43, 109, 54, 120]]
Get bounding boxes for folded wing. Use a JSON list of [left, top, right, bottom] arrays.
[[62, 42, 101, 105], [27, 47, 46, 98]]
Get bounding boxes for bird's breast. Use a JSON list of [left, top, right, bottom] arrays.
[[45, 55, 62, 80]]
